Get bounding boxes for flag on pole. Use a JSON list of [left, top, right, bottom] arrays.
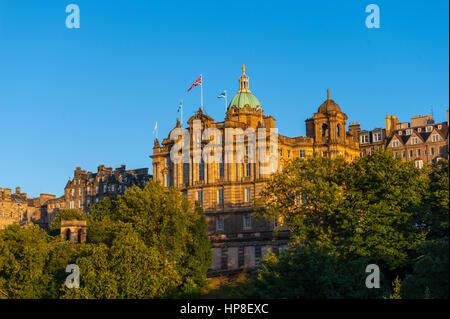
[[187, 75, 202, 92], [217, 91, 227, 99], [218, 90, 227, 113], [178, 100, 183, 126], [153, 121, 158, 139]]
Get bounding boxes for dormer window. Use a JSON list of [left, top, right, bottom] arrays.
[[426, 126, 432, 132], [417, 128, 422, 132], [373, 132, 382, 142], [438, 125, 442, 129], [398, 131, 403, 135], [406, 129, 412, 135], [360, 135, 369, 144]]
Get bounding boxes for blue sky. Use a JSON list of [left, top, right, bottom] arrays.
[[0, 0, 448, 197]]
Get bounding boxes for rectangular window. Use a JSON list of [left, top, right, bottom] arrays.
[[299, 149, 306, 158], [166, 173, 170, 187], [197, 190, 203, 206], [417, 149, 421, 157], [246, 163, 251, 177], [199, 160, 205, 181], [244, 188, 251, 203], [217, 217, 224, 231], [217, 189, 224, 205], [360, 135, 369, 144], [402, 151, 406, 158], [431, 147, 435, 156], [219, 159, 225, 178], [183, 163, 189, 185], [244, 216, 252, 229]]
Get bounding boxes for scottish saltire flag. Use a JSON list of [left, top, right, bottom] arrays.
[[177, 100, 182, 112], [217, 91, 226, 99]]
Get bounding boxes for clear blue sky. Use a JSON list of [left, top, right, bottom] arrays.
[[0, 0, 448, 197]]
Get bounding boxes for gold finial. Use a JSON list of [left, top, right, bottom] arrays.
[[327, 88, 330, 100], [242, 64, 246, 74]]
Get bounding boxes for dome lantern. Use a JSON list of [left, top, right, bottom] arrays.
[[228, 65, 261, 110]]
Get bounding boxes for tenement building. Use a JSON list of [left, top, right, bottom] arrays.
[[385, 113, 449, 167], [151, 65, 360, 274], [0, 187, 56, 230], [46, 164, 151, 224], [1, 165, 151, 230]]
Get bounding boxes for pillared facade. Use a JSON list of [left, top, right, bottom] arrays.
[[151, 66, 360, 273]]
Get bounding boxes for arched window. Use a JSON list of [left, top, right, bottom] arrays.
[[77, 229, 82, 243], [337, 124, 341, 137], [322, 124, 328, 136]]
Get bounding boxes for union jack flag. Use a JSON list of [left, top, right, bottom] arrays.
[[187, 75, 202, 92]]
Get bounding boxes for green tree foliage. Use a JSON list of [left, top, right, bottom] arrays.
[[71, 181, 212, 298], [402, 237, 449, 299], [386, 276, 402, 299], [0, 180, 211, 299], [259, 151, 425, 270], [0, 225, 51, 298], [234, 245, 386, 299], [252, 152, 448, 299], [414, 160, 449, 239]]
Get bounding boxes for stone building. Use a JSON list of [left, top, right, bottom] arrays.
[[151, 65, 360, 274], [358, 126, 386, 157], [1, 165, 151, 231], [0, 187, 58, 230], [46, 164, 151, 223], [385, 114, 449, 167], [61, 220, 87, 243], [0, 187, 28, 230]]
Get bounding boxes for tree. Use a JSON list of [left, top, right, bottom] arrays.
[[413, 160, 449, 239], [233, 245, 386, 299], [78, 181, 212, 298], [0, 225, 51, 298], [258, 151, 425, 270], [402, 238, 449, 299]]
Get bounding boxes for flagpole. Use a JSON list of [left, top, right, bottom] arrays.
[[225, 90, 227, 113], [181, 100, 183, 127], [200, 74, 203, 111]]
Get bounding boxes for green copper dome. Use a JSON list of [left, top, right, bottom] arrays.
[[228, 64, 261, 110], [228, 92, 261, 110]]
